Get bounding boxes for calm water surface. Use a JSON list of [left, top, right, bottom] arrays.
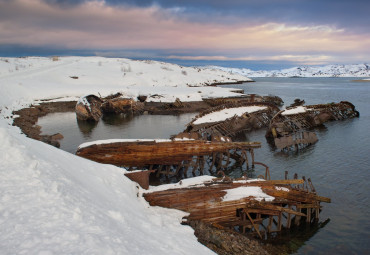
[[38, 78, 370, 254]]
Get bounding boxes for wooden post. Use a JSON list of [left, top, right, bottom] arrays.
[[251, 149, 255, 167], [278, 212, 282, 231], [268, 216, 273, 233], [244, 209, 263, 239], [295, 207, 302, 225], [306, 208, 311, 223]]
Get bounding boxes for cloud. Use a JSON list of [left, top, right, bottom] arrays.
[[104, 0, 370, 33], [167, 54, 334, 66], [0, 0, 369, 64]]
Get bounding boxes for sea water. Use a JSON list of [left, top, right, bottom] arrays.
[[38, 78, 370, 254]]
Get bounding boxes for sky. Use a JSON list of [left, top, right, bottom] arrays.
[[0, 0, 369, 69]]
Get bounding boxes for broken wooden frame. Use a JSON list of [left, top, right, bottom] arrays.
[[266, 101, 359, 150], [143, 173, 330, 239], [185, 102, 280, 138]]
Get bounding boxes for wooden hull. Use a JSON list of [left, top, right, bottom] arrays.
[[143, 177, 330, 236], [76, 139, 261, 166], [266, 101, 359, 150], [186, 102, 279, 138]]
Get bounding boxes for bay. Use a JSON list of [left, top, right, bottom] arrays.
[[38, 77, 370, 254]]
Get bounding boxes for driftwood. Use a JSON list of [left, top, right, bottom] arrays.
[[266, 101, 359, 150], [75, 95, 103, 121], [143, 174, 330, 238], [185, 102, 280, 138]]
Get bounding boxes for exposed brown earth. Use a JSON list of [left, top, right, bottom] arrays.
[[11, 100, 218, 147], [12, 101, 76, 147]]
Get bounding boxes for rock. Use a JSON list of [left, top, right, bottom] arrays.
[[187, 220, 271, 255]]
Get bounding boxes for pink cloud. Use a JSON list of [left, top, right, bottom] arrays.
[[0, 0, 369, 63]]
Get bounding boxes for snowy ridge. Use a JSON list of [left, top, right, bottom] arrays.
[[209, 63, 370, 77]]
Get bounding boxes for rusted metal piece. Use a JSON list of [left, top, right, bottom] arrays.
[[143, 174, 330, 239], [185, 102, 280, 138], [75, 95, 103, 121], [124, 170, 155, 190], [266, 101, 359, 150]]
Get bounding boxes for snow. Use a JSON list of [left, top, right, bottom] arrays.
[[281, 106, 307, 115], [0, 56, 254, 254], [275, 186, 290, 192], [222, 187, 275, 202], [78, 138, 173, 149], [0, 120, 214, 254], [209, 63, 370, 77], [145, 176, 216, 193], [192, 106, 267, 125], [78, 138, 197, 150], [0, 56, 250, 112]]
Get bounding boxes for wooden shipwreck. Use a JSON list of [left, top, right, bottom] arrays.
[[185, 102, 280, 138], [76, 137, 261, 179], [143, 173, 330, 239], [75, 95, 103, 121], [203, 94, 284, 108], [76, 93, 144, 122], [266, 101, 359, 150]]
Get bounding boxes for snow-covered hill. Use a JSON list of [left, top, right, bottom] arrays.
[[210, 64, 370, 78], [0, 56, 251, 112]]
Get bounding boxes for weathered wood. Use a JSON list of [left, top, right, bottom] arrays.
[[101, 97, 134, 114], [244, 209, 263, 239], [144, 176, 330, 237], [75, 95, 103, 121], [76, 139, 261, 167], [266, 101, 359, 150], [185, 102, 280, 138]]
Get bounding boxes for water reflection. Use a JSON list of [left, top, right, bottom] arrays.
[[264, 218, 331, 254], [101, 112, 133, 126], [76, 119, 98, 137]]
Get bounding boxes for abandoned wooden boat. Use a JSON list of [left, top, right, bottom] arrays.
[[101, 97, 135, 114], [76, 138, 261, 177], [143, 173, 330, 239], [75, 94, 103, 121], [185, 102, 280, 138], [266, 101, 359, 150]]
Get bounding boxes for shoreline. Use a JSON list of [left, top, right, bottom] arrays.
[[11, 98, 277, 255], [12, 99, 216, 146]]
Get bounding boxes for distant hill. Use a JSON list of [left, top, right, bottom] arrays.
[[209, 64, 370, 77]]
